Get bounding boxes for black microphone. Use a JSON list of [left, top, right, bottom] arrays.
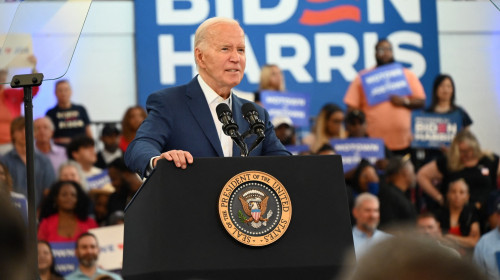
[[241, 103, 265, 138], [216, 103, 248, 156]]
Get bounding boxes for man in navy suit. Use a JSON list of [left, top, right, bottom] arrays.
[[125, 17, 290, 177]]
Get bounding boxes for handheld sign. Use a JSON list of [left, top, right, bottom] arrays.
[[51, 241, 79, 276], [261, 91, 310, 127], [360, 63, 411, 106], [411, 111, 462, 148], [330, 138, 385, 172]]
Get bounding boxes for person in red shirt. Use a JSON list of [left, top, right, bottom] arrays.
[[38, 180, 97, 242], [0, 55, 39, 154]]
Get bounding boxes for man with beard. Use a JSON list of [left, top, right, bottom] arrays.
[[352, 193, 391, 259], [65, 232, 122, 280], [343, 39, 425, 156]]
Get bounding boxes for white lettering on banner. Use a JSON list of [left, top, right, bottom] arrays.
[[243, 0, 298, 25], [389, 31, 426, 78], [266, 34, 313, 83], [363, 33, 379, 71], [315, 33, 359, 82], [56, 264, 75, 273], [334, 143, 380, 152], [243, 36, 260, 84], [368, 0, 421, 24], [265, 96, 306, 106], [158, 34, 196, 85], [52, 249, 75, 258], [268, 109, 306, 119], [216, 0, 234, 18], [156, 0, 209, 25]]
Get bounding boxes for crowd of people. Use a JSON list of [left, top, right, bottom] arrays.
[[0, 21, 498, 279]]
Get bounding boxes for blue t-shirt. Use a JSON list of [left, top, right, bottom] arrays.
[[46, 104, 91, 139]]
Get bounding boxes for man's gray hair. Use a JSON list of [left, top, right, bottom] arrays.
[[34, 116, 55, 132], [354, 192, 379, 209]]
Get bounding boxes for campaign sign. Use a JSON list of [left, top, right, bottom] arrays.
[[330, 138, 385, 172], [261, 90, 310, 127], [10, 192, 27, 224], [411, 111, 462, 148], [0, 33, 33, 69], [86, 170, 112, 191], [51, 241, 79, 276], [90, 224, 124, 271], [360, 63, 411, 106], [135, 1, 439, 116]]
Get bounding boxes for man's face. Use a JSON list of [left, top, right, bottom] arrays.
[[417, 217, 441, 239], [55, 82, 72, 105], [346, 119, 366, 138], [375, 40, 394, 66], [101, 134, 119, 152], [12, 128, 25, 146], [75, 236, 99, 268], [353, 198, 380, 233], [34, 118, 54, 143], [195, 22, 246, 95], [73, 146, 97, 165]]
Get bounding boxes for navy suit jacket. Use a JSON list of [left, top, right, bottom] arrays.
[[125, 76, 291, 177]]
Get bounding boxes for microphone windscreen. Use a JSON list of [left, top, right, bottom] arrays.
[[216, 103, 231, 119], [241, 102, 257, 116]]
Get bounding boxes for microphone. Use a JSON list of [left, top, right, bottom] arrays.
[[216, 103, 248, 156], [241, 103, 265, 138]]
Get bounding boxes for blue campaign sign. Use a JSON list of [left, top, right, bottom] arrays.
[[260, 90, 310, 127], [10, 192, 27, 224], [360, 63, 411, 106], [135, 1, 439, 117], [87, 169, 111, 191], [411, 111, 462, 148], [330, 138, 385, 172], [51, 242, 79, 276]]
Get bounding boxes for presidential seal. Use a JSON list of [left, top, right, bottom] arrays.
[[218, 171, 292, 246]]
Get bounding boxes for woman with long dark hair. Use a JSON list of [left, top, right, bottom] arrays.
[[119, 106, 147, 152], [38, 181, 97, 242], [38, 240, 63, 280]]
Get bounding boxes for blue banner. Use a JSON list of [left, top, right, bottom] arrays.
[[87, 169, 112, 191], [51, 242, 79, 276], [411, 111, 462, 148], [261, 90, 310, 127], [135, 0, 439, 117], [360, 63, 411, 106], [330, 138, 385, 172]]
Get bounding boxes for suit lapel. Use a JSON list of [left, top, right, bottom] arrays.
[[185, 77, 224, 157]]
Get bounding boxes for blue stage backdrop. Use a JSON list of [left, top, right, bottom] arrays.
[[135, 0, 439, 116]]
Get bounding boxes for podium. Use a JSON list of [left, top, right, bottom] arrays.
[[123, 155, 355, 280]]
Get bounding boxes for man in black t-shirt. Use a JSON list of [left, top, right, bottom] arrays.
[[45, 79, 92, 146]]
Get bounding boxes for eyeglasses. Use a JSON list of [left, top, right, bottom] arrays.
[[376, 47, 392, 54]]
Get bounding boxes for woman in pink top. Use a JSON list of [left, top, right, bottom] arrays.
[[38, 181, 97, 242]]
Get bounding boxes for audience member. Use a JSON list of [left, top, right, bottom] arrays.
[[38, 181, 97, 242], [0, 191, 27, 280], [93, 192, 110, 226], [351, 193, 391, 258], [473, 198, 500, 280], [34, 116, 68, 172], [343, 236, 486, 280], [344, 39, 425, 155], [416, 212, 460, 256], [0, 55, 38, 155], [303, 103, 345, 153], [417, 130, 499, 211], [271, 116, 295, 146], [427, 74, 473, 129], [315, 143, 335, 155], [95, 124, 122, 169], [119, 106, 146, 152], [107, 158, 142, 220], [58, 161, 89, 193], [0, 117, 56, 207], [38, 240, 64, 280], [66, 136, 113, 193], [435, 179, 480, 257], [254, 64, 286, 103], [46, 80, 92, 146], [378, 155, 418, 230], [65, 232, 122, 280], [348, 159, 380, 196]]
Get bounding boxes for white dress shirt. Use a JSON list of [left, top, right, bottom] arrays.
[[197, 75, 233, 157]]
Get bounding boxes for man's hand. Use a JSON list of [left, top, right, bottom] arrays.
[[389, 95, 409, 107], [154, 150, 193, 169]]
